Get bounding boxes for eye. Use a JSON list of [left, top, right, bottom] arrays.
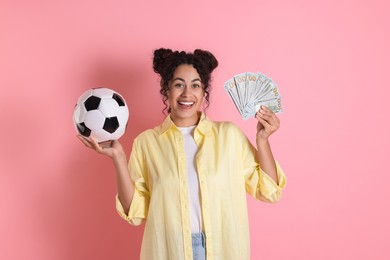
[[192, 84, 201, 88], [174, 83, 184, 88]]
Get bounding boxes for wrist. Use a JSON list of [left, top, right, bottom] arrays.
[[256, 137, 270, 147], [112, 150, 127, 164]]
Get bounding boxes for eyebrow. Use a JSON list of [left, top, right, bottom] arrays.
[[173, 77, 201, 83]]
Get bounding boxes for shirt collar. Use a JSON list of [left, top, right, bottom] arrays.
[[158, 112, 212, 136]]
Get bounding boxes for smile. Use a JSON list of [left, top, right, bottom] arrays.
[[178, 101, 195, 106]]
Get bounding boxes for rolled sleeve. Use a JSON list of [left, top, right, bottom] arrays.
[[116, 190, 148, 226], [245, 160, 286, 203], [256, 161, 286, 202]]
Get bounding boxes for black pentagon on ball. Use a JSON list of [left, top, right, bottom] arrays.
[[112, 93, 125, 106], [84, 95, 101, 111], [76, 122, 91, 137], [103, 117, 119, 133]]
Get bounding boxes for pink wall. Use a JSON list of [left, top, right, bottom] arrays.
[[1, 0, 389, 259]]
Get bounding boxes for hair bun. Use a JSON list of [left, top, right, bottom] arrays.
[[153, 48, 173, 74], [194, 49, 219, 73]]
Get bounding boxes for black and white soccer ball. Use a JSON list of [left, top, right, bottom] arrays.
[[73, 88, 129, 143]]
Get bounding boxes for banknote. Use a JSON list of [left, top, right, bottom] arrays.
[[224, 71, 283, 120], [224, 78, 242, 115]]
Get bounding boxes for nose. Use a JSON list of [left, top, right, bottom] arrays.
[[181, 86, 190, 96]]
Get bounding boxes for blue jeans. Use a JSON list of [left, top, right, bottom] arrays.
[[192, 232, 206, 260]]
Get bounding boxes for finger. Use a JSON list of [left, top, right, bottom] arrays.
[[262, 116, 279, 131], [259, 109, 280, 126], [256, 111, 269, 123], [256, 115, 264, 128], [111, 140, 122, 149], [100, 140, 113, 149], [256, 108, 271, 117], [89, 137, 105, 153], [263, 107, 280, 122], [257, 113, 279, 133], [77, 135, 94, 148], [260, 111, 274, 119], [257, 116, 271, 129], [260, 106, 275, 116], [255, 112, 263, 121], [258, 112, 274, 124], [260, 105, 272, 113], [260, 105, 270, 111]]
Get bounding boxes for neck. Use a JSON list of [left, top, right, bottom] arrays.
[[170, 112, 201, 127]]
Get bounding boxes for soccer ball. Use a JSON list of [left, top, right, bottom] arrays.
[[73, 87, 129, 143]]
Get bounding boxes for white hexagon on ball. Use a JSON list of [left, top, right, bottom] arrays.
[[73, 87, 129, 143], [99, 98, 119, 118]]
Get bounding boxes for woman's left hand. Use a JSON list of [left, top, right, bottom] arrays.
[[255, 106, 280, 141]]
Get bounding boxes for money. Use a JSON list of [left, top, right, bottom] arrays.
[[224, 72, 283, 120]]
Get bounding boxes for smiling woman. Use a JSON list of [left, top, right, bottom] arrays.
[[78, 48, 286, 260], [153, 48, 218, 116], [166, 64, 207, 126]]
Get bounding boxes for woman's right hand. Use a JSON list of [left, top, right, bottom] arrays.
[[77, 135, 126, 161]]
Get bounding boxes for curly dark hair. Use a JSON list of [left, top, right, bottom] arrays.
[[153, 48, 218, 114]]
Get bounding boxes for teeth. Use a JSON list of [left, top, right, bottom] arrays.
[[179, 101, 194, 105]]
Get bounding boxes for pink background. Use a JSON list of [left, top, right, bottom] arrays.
[[1, 0, 389, 259]]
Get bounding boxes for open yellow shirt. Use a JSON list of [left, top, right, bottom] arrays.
[[116, 113, 286, 260]]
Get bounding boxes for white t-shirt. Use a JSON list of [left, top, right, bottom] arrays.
[[178, 126, 203, 233]]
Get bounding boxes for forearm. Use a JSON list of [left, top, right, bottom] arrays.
[[113, 153, 135, 214], [256, 139, 278, 184]]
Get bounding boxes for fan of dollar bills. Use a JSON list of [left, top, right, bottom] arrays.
[[224, 72, 283, 120]]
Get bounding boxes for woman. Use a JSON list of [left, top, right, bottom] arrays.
[[78, 48, 286, 260]]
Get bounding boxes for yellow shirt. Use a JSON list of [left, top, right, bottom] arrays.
[[116, 113, 286, 260]]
